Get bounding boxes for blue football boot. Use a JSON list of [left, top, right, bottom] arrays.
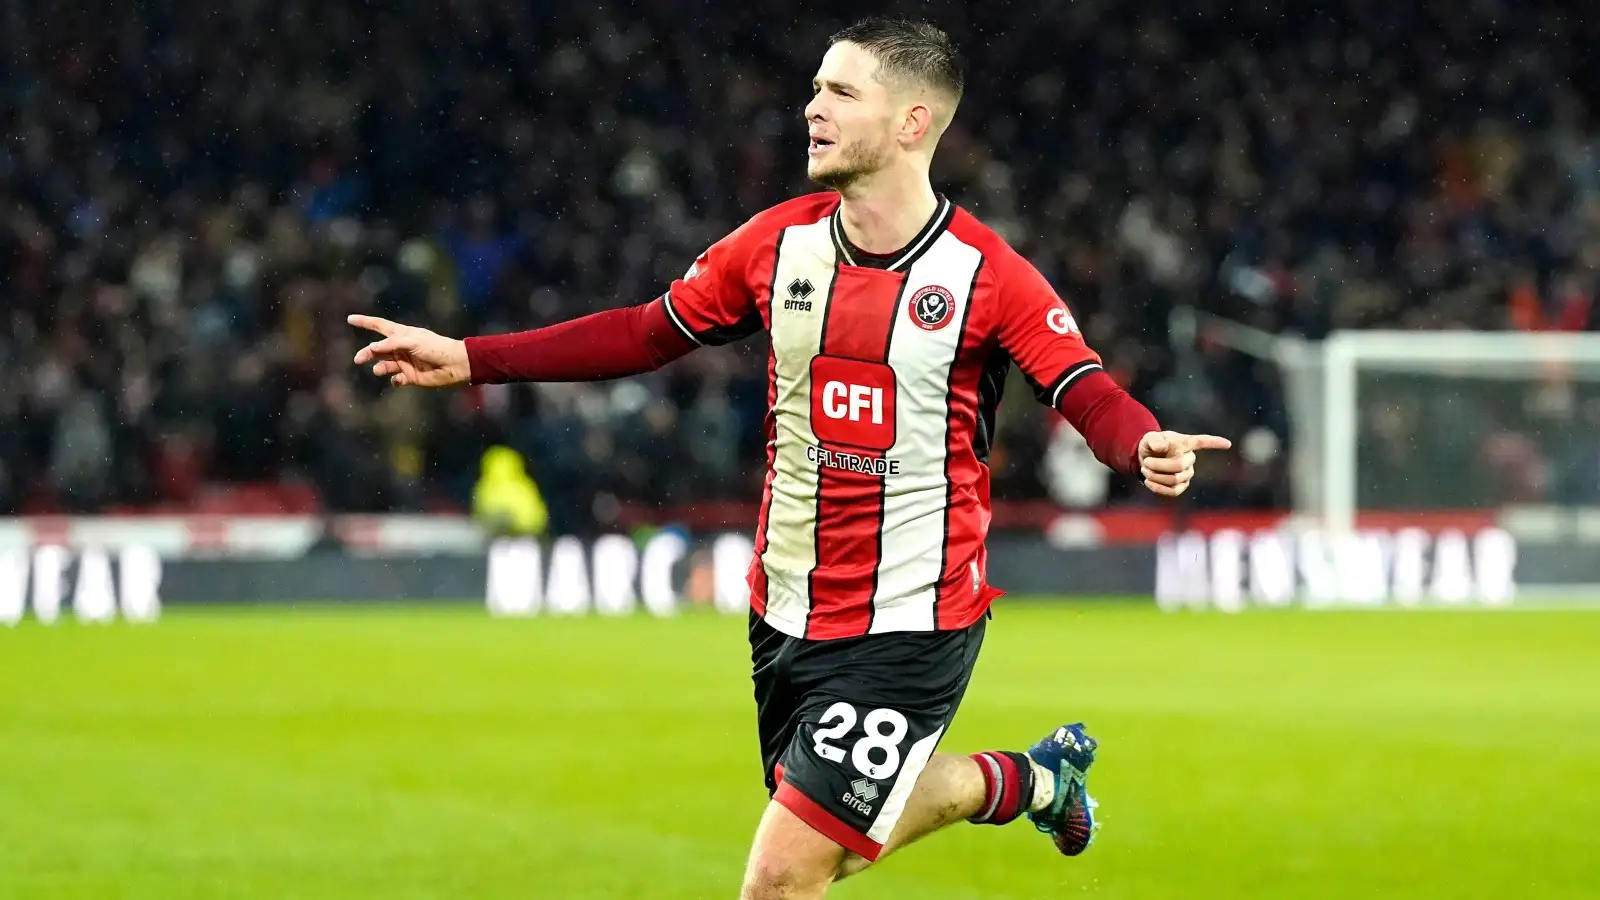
[[1026, 722, 1099, 856]]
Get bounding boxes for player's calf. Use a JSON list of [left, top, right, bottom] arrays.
[[833, 752, 989, 879]]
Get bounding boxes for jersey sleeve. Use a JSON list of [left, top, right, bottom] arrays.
[[657, 222, 766, 347], [994, 255, 1104, 408]]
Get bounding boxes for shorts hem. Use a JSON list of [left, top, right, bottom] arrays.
[[773, 782, 884, 861]]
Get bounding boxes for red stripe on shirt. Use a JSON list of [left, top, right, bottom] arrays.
[[936, 269, 992, 628], [806, 269, 901, 640], [748, 347, 778, 617]]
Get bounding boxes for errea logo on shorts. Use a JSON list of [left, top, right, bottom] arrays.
[[841, 778, 879, 815], [810, 356, 897, 452], [1047, 306, 1080, 335]]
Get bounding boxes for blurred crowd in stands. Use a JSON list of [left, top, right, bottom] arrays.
[[3, 0, 1597, 529]]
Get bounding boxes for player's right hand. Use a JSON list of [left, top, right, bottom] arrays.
[[1137, 430, 1232, 499], [348, 315, 471, 388]]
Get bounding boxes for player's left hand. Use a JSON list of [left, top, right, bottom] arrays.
[[1137, 431, 1232, 498], [348, 315, 471, 388]]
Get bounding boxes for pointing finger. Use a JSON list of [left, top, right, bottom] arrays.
[[347, 314, 401, 338], [1173, 433, 1232, 453]]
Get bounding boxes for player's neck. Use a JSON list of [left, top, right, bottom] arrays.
[[835, 167, 940, 256]]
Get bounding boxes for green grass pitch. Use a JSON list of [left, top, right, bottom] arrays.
[[1, 600, 1596, 899]]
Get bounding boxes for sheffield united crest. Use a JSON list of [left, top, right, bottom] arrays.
[[907, 285, 956, 332]]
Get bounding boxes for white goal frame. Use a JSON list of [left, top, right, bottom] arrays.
[[1170, 309, 1600, 534], [1320, 330, 1600, 534]]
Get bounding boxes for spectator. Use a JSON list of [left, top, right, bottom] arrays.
[[2, 0, 1596, 526]]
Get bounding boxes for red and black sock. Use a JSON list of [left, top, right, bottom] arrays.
[[968, 751, 1036, 826]]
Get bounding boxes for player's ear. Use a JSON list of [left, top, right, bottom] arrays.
[[901, 103, 935, 146]]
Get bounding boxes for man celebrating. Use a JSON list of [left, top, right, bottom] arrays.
[[351, 17, 1228, 899]]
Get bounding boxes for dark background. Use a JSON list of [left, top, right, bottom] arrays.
[[4, 0, 1596, 531]]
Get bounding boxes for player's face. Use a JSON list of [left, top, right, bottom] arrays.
[[805, 42, 899, 190]]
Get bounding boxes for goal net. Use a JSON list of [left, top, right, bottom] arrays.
[[1169, 311, 1600, 604], [1317, 330, 1600, 534]]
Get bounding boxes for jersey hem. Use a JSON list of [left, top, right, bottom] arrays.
[[751, 589, 999, 641]]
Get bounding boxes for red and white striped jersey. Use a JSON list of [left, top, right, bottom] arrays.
[[659, 193, 1104, 640]]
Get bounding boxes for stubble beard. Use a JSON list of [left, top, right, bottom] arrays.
[[809, 135, 889, 191]]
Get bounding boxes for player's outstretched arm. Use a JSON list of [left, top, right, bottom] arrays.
[[349, 301, 698, 388], [1136, 430, 1232, 498]]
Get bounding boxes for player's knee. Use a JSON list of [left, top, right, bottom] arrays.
[[741, 856, 830, 900]]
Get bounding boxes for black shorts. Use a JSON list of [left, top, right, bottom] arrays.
[[749, 611, 986, 861]]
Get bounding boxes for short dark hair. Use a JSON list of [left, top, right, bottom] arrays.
[[828, 17, 965, 105]]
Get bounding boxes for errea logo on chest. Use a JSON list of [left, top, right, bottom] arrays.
[[784, 278, 815, 312]]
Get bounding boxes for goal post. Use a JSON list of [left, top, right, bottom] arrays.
[[1162, 310, 1600, 604], [1172, 308, 1600, 533], [1319, 329, 1600, 534]]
